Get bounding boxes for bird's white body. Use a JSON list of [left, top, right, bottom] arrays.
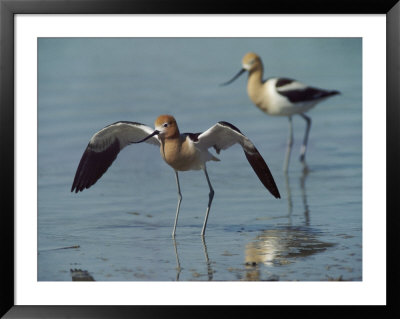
[[257, 78, 322, 116]]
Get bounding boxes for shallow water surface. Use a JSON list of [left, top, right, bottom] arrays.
[[38, 38, 362, 281]]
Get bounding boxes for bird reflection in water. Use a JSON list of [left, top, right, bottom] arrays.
[[172, 237, 182, 281], [284, 169, 310, 226], [173, 237, 213, 281], [244, 170, 333, 281], [244, 226, 334, 280]]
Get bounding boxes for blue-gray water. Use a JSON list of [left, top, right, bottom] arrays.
[[38, 38, 361, 281]]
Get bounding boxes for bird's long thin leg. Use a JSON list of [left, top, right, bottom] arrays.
[[172, 171, 182, 237], [299, 113, 311, 163], [283, 116, 294, 172], [201, 166, 215, 237]]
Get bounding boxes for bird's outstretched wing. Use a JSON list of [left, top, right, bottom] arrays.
[[196, 121, 280, 198], [71, 121, 160, 193]]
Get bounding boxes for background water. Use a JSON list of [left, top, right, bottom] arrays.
[[38, 38, 362, 281]]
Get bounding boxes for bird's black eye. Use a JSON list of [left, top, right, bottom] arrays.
[[163, 123, 168, 128]]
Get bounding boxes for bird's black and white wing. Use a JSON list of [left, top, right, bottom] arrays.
[[275, 78, 340, 103], [71, 121, 160, 193], [196, 122, 280, 198]]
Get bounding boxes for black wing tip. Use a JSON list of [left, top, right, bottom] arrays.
[[272, 188, 281, 199], [70, 185, 83, 193], [71, 178, 97, 193], [321, 89, 340, 97], [316, 89, 340, 100], [244, 149, 281, 199], [70, 182, 82, 193], [70, 139, 120, 195], [266, 179, 281, 199]]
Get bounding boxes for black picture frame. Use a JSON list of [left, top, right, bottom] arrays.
[[1, 0, 399, 318]]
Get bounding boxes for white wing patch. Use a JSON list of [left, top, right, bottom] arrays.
[[89, 121, 159, 152], [196, 122, 253, 154], [196, 121, 280, 198], [276, 79, 308, 92]]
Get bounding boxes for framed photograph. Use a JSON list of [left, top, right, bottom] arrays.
[[1, 0, 398, 317]]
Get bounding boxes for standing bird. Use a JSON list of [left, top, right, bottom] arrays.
[[71, 115, 280, 237], [221, 52, 340, 171]]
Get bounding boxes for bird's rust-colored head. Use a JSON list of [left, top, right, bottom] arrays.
[[242, 52, 263, 72], [155, 114, 180, 139]]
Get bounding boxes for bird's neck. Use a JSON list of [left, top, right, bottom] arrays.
[[247, 67, 265, 106], [159, 132, 183, 153], [247, 66, 263, 87]]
